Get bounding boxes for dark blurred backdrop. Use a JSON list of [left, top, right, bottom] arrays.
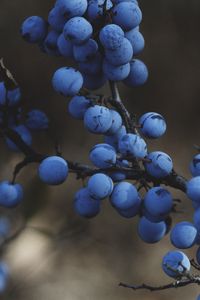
[[0, 1, 200, 299]]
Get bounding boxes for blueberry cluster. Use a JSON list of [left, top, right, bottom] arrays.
[[0, 0, 198, 296], [68, 102, 170, 224], [157, 151, 200, 281], [21, 0, 148, 93]]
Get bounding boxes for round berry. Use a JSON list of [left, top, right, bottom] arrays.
[[52, 67, 83, 97], [38, 156, 68, 185]]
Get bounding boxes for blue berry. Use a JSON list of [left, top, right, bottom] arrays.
[[82, 72, 107, 90], [124, 59, 148, 87], [0, 83, 6, 105], [7, 87, 21, 106], [187, 176, 200, 203], [0, 181, 23, 208], [110, 160, 128, 182], [48, 6, 68, 32], [144, 187, 173, 221], [125, 28, 144, 55], [106, 110, 123, 135], [0, 82, 21, 106], [64, 17, 93, 45], [118, 133, 147, 158], [193, 208, 200, 234], [103, 60, 130, 81], [193, 201, 200, 210], [99, 24, 124, 50], [13, 183, 24, 204], [170, 222, 197, 249], [52, 67, 83, 97], [0, 262, 9, 293], [112, 0, 138, 4], [84, 105, 112, 134], [194, 211, 200, 246], [68, 95, 91, 120], [110, 172, 126, 182], [73, 39, 98, 62], [57, 34, 73, 58], [43, 30, 60, 56], [88, 173, 113, 199], [56, 0, 88, 18], [26, 109, 48, 130], [196, 246, 200, 265], [87, 0, 113, 22], [105, 38, 133, 66], [138, 217, 166, 243], [162, 250, 190, 278], [0, 217, 10, 237], [79, 53, 103, 75], [21, 16, 48, 43], [110, 181, 139, 210], [74, 188, 101, 218], [190, 154, 200, 177], [38, 156, 68, 185], [89, 143, 117, 168], [112, 2, 142, 31], [116, 197, 141, 218], [142, 208, 167, 223], [145, 151, 173, 178], [139, 112, 166, 139], [104, 125, 127, 149], [6, 125, 32, 152]]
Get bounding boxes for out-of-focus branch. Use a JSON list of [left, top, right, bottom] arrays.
[[0, 58, 18, 89]]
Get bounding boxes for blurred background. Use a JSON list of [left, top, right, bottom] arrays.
[[0, 0, 200, 299]]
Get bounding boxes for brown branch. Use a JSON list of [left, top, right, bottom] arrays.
[[119, 264, 200, 292], [109, 81, 133, 133], [191, 259, 200, 271], [1, 120, 187, 194], [12, 154, 46, 183], [119, 278, 200, 292], [2, 127, 37, 156], [0, 62, 188, 196]]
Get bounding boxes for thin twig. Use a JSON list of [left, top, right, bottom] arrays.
[[108, 81, 133, 132], [191, 259, 200, 271], [119, 278, 199, 291]]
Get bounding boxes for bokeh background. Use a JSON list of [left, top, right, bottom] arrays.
[[0, 0, 200, 299]]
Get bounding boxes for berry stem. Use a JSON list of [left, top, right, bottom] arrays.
[[108, 80, 133, 132]]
